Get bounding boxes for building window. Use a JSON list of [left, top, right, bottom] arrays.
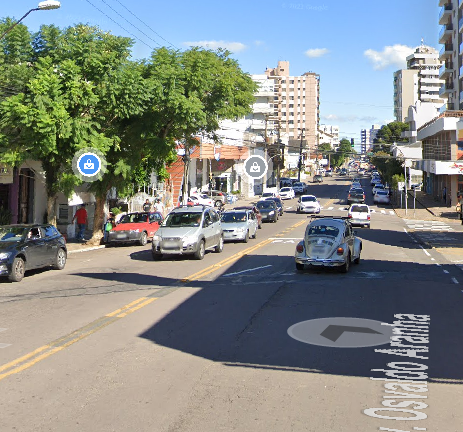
[[288, 120, 294, 124], [290, 80, 294, 84]]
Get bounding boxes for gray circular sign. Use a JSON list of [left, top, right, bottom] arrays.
[[288, 317, 394, 348], [244, 155, 268, 180]]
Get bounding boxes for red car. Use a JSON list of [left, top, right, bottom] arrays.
[[107, 212, 163, 246], [234, 206, 262, 229]]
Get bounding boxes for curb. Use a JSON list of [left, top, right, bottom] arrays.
[[67, 245, 106, 254]]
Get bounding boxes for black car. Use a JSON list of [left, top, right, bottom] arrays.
[[313, 175, 323, 183], [347, 189, 365, 204], [265, 197, 284, 216], [0, 225, 67, 282], [256, 200, 278, 222]]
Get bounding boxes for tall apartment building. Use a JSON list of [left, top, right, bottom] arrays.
[[393, 44, 444, 122], [413, 0, 463, 207], [264, 61, 320, 155], [360, 124, 381, 153]]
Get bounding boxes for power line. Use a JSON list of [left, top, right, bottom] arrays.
[[100, 0, 162, 49], [83, 0, 154, 50], [112, 0, 179, 50]]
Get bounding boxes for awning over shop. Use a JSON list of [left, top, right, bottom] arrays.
[[68, 192, 96, 206], [413, 159, 463, 175]]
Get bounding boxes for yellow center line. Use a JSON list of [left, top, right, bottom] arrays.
[[0, 215, 308, 381]]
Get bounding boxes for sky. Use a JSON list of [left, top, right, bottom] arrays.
[[1, 0, 441, 145]]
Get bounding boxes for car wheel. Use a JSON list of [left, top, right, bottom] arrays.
[[9, 257, 25, 282], [354, 253, 361, 265], [214, 235, 224, 253], [296, 262, 304, 271], [194, 240, 205, 260], [139, 231, 148, 246], [340, 253, 350, 273], [54, 248, 67, 270], [215, 200, 222, 208], [243, 231, 249, 243], [152, 253, 163, 261]]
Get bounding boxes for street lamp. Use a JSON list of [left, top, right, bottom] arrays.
[[0, 1, 60, 41]]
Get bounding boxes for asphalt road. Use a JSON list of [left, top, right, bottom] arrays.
[[1, 175, 463, 432]]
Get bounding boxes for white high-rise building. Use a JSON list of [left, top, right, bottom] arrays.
[[393, 43, 444, 122], [318, 125, 339, 149]]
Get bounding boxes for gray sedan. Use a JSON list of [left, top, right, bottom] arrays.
[[220, 210, 258, 243]]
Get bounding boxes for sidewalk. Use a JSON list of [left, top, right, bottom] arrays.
[[392, 190, 460, 224], [65, 229, 106, 254]]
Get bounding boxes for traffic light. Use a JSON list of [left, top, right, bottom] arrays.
[[350, 138, 354, 148]]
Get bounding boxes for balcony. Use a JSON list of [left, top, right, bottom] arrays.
[[255, 89, 274, 97], [439, 81, 454, 97], [249, 120, 266, 131], [439, 23, 454, 43], [439, 61, 453, 79], [439, 3, 453, 24], [439, 43, 453, 58], [440, 103, 455, 113]]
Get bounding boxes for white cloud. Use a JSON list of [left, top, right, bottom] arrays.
[[364, 44, 415, 70], [304, 48, 329, 58], [254, 40, 264, 46], [183, 40, 247, 52]]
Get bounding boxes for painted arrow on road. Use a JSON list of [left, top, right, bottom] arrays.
[[320, 325, 383, 342]]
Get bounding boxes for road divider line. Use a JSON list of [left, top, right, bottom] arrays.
[[106, 297, 149, 317], [420, 246, 431, 257], [443, 270, 449, 274], [452, 277, 459, 284], [0, 345, 49, 373], [117, 298, 157, 318]]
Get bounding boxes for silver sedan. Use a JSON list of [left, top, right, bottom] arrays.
[[220, 210, 258, 243]]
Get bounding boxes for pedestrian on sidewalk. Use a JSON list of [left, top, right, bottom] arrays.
[[143, 199, 152, 212], [103, 212, 115, 243], [72, 204, 88, 241], [443, 186, 447, 206]]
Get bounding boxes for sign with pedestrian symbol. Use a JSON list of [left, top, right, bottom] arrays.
[[244, 155, 268, 180]]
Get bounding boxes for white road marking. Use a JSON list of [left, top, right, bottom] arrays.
[[0, 328, 11, 349], [223, 265, 273, 277], [286, 207, 292, 210], [443, 270, 450, 274], [431, 258, 435, 261], [326, 207, 334, 210], [380, 210, 386, 214], [389, 210, 395, 215], [419, 246, 431, 257], [452, 277, 459, 284], [436, 263, 441, 267]]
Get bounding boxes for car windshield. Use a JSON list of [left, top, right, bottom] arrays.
[[0, 227, 27, 242], [280, 188, 291, 192], [162, 212, 202, 227], [301, 196, 316, 202], [351, 206, 369, 212], [119, 213, 149, 224], [221, 212, 247, 223], [375, 185, 384, 189], [307, 224, 340, 237], [376, 191, 388, 195], [262, 193, 273, 197], [257, 201, 274, 209]]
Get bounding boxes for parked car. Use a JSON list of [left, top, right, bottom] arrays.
[[373, 190, 391, 205], [151, 205, 223, 260], [371, 177, 382, 186], [107, 211, 162, 246], [325, 170, 333, 177], [220, 210, 258, 242], [203, 190, 226, 207], [279, 187, 295, 200], [347, 204, 371, 228], [351, 181, 362, 189], [260, 191, 279, 199], [297, 195, 321, 214], [313, 175, 323, 183], [188, 194, 214, 207], [294, 216, 362, 273], [0, 225, 67, 282], [265, 197, 284, 216], [339, 169, 347, 176], [256, 200, 278, 223], [372, 184, 385, 195], [234, 205, 263, 229]]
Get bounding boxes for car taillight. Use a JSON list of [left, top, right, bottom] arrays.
[[367, 215, 370, 220], [348, 214, 352, 218], [348, 194, 351, 198], [296, 244, 304, 253], [337, 247, 344, 255]]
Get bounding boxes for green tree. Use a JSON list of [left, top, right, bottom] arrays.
[[370, 151, 404, 186], [373, 121, 409, 152]]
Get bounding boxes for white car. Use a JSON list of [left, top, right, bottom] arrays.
[[279, 187, 295, 200], [259, 191, 279, 200], [372, 184, 385, 195], [371, 177, 382, 186], [292, 182, 305, 194], [297, 195, 321, 214], [188, 194, 214, 206], [373, 190, 391, 205], [348, 204, 371, 228]]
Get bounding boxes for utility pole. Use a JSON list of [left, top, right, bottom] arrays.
[[276, 122, 281, 193], [297, 128, 305, 182]]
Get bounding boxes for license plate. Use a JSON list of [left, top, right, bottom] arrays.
[[116, 233, 127, 239], [162, 241, 178, 249]]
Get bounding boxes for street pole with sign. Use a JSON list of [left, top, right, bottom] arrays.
[[297, 128, 305, 182]]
